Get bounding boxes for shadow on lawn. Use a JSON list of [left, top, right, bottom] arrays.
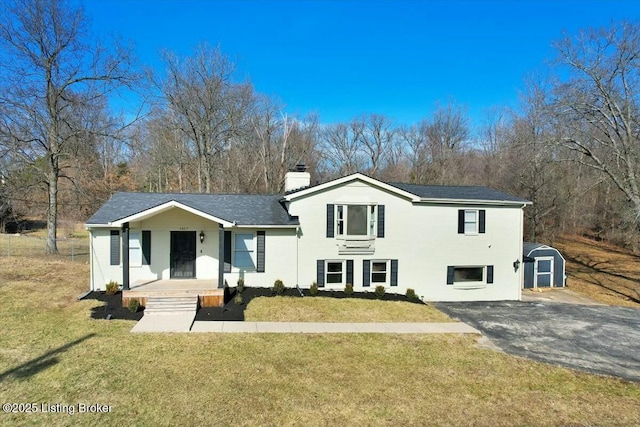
[[0, 334, 95, 382], [564, 253, 640, 304]]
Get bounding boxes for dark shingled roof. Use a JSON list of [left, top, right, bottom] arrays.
[[86, 192, 298, 226], [387, 182, 530, 203]]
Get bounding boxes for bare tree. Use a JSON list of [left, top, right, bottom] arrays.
[[425, 102, 470, 185], [0, 0, 135, 252], [549, 21, 640, 230], [156, 45, 253, 193], [357, 114, 394, 178], [320, 121, 366, 176]]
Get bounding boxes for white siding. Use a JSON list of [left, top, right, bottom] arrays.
[[223, 228, 297, 289], [288, 180, 524, 301], [89, 208, 221, 290]]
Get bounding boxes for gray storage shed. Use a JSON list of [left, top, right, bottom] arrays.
[[523, 242, 565, 288]]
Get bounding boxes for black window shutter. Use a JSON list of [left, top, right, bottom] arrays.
[[487, 265, 494, 284], [479, 210, 486, 234], [346, 259, 353, 284], [458, 210, 465, 234], [447, 266, 455, 285], [110, 230, 120, 265], [377, 205, 385, 238], [256, 231, 265, 273], [390, 259, 398, 286], [223, 231, 232, 273], [317, 260, 325, 287], [142, 230, 151, 265], [326, 204, 334, 238], [363, 260, 371, 287]]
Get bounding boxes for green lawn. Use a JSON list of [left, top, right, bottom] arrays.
[[245, 296, 454, 322], [0, 252, 639, 426]]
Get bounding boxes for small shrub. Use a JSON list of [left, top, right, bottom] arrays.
[[406, 288, 418, 300], [309, 282, 319, 296], [234, 293, 244, 305], [237, 278, 245, 293], [344, 283, 354, 296], [127, 298, 140, 313], [375, 285, 385, 298], [106, 281, 119, 295], [273, 279, 285, 295]]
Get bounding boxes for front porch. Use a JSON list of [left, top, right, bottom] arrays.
[[123, 279, 225, 308]]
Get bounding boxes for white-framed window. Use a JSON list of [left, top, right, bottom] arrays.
[[326, 260, 345, 285], [371, 260, 389, 284], [464, 210, 478, 234], [129, 231, 142, 267], [234, 233, 255, 269], [454, 266, 484, 282], [337, 204, 376, 238]]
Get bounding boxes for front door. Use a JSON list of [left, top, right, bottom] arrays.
[[170, 231, 196, 279], [534, 256, 554, 288]]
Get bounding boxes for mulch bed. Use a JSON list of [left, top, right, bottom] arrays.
[[81, 291, 144, 321], [194, 286, 424, 322], [81, 287, 423, 322]]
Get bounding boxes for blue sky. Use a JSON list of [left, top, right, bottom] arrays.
[[85, 0, 640, 128]]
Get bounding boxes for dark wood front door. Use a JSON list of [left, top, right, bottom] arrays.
[[170, 231, 196, 278]]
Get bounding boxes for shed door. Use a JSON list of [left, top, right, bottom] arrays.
[[534, 256, 554, 287]]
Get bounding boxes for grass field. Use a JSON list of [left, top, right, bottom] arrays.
[[555, 235, 640, 307], [245, 296, 453, 322], [0, 234, 639, 426]]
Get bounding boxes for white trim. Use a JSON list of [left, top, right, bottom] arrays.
[[107, 201, 236, 228], [324, 259, 346, 287], [534, 256, 554, 288], [415, 199, 532, 206], [284, 173, 420, 202], [370, 260, 390, 286], [232, 224, 297, 229]]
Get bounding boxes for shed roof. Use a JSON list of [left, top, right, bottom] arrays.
[[85, 192, 298, 227], [523, 242, 562, 257]]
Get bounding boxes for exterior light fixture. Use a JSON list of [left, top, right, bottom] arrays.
[[513, 259, 521, 271], [199, 231, 205, 244]]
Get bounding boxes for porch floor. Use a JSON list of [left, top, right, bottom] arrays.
[[123, 279, 224, 308]]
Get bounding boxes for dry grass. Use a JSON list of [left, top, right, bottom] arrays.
[[0, 231, 89, 263], [245, 296, 454, 322], [554, 235, 640, 307], [0, 253, 639, 425]]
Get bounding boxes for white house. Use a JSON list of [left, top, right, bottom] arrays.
[[85, 170, 530, 303]]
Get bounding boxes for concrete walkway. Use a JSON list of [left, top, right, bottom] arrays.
[[131, 313, 196, 333], [131, 317, 480, 334]]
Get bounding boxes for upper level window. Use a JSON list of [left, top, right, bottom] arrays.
[[337, 205, 376, 238], [458, 209, 485, 234], [464, 210, 478, 234]]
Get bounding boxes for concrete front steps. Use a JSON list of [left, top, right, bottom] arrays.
[[131, 296, 199, 333], [144, 296, 199, 315]]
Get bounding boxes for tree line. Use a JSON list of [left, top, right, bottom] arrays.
[[1, 0, 639, 252]]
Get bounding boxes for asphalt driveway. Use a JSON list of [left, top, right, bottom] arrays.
[[434, 301, 640, 382]]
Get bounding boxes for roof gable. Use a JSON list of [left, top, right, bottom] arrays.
[[284, 173, 530, 205]]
